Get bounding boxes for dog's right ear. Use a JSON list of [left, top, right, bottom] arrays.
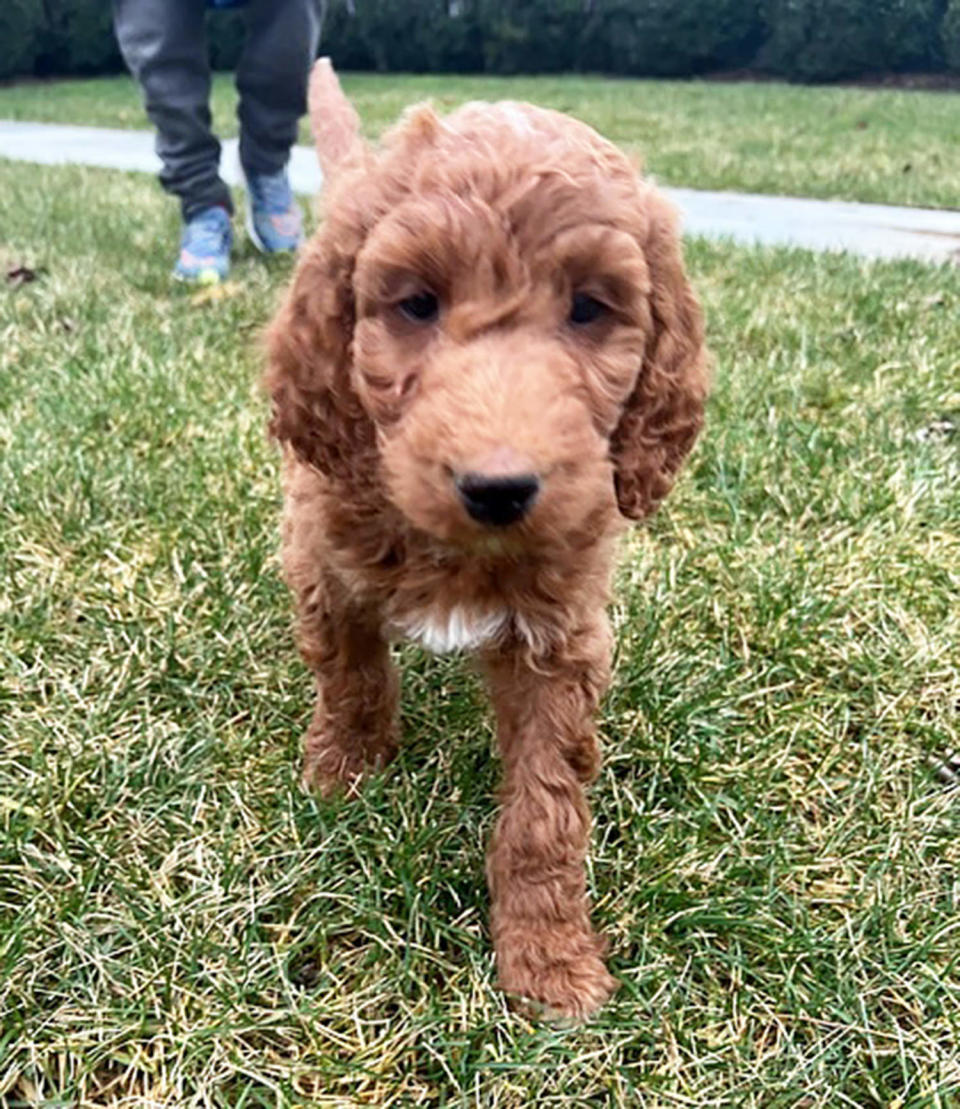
[[264, 59, 376, 480], [264, 230, 376, 480]]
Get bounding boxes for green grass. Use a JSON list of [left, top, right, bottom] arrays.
[[2, 158, 959, 1107], [2, 72, 960, 209]]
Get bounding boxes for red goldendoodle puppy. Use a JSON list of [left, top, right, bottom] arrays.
[[264, 60, 709, 1020]]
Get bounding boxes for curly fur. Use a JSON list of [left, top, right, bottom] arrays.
[[264, 62, 709, 1020]]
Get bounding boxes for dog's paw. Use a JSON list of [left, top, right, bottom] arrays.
[[496, 927, 617, 1022], [300, 734, 396, 799]]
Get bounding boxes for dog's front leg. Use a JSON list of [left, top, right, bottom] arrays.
[[482, 619, 617, 1020], [294, 572, 399, 798]]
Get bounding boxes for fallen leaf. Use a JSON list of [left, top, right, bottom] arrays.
[[927, 749, 959, 784], [189, 280, 243, 307], [6, 264, 42, 287], [914, 413, 957, 442]]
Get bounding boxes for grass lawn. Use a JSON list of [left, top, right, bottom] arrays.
[[2, 157, 960, 1107], [2, 71, 960, 210]]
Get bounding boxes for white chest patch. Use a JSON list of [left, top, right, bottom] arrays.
[[400, 604, 509, 655]]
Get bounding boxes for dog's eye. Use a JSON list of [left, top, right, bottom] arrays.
[[398, 292, 439, 324], [569, 293, 608, 326]]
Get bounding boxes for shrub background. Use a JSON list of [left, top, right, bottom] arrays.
[[1, 0, 958, 87], [943, 0, 960, 69], [758, 0, 949, 81]]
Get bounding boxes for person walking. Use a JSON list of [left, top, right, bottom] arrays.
[[113, 0, 322, 283]]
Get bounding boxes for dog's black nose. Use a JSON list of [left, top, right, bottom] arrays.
[[456, 472, 540, 527]]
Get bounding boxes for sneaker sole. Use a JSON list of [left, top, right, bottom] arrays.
[[244, 189, 302, 255], [172, 267, 225, 285], [244, 194, 269, 254]]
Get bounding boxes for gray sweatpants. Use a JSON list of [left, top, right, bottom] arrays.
[[113, 0, 322, 220]]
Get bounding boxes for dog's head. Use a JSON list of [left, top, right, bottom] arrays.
[[266, 63, 708, 551]]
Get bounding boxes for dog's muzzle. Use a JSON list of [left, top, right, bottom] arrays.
[[455, 472, 540, 527]]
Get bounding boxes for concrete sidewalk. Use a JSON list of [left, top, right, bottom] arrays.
[[2, 119, 960, 264]]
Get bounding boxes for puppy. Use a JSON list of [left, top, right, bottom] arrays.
[[264, 60, 709, 1019]]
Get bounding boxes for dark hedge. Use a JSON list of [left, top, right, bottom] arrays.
[[943, 0, 960, 69], [758, 0, 949, 80], [0, 0, 955, 82]]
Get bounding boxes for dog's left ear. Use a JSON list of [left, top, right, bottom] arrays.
[[610, 191, 710, 520]]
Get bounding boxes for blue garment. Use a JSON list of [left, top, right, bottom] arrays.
[[113, 0, 321, 220]]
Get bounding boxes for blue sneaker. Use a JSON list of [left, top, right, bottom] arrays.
[[173, 205, 232, 284], [245, 169, 304, 254]]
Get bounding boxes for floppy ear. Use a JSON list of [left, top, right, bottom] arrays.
[[263, 227, 376, 481], [264, 58, 376, 481], [610, 191, 709, 520]]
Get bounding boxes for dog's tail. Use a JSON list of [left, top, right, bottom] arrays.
[[308, 57, 362, 179]]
